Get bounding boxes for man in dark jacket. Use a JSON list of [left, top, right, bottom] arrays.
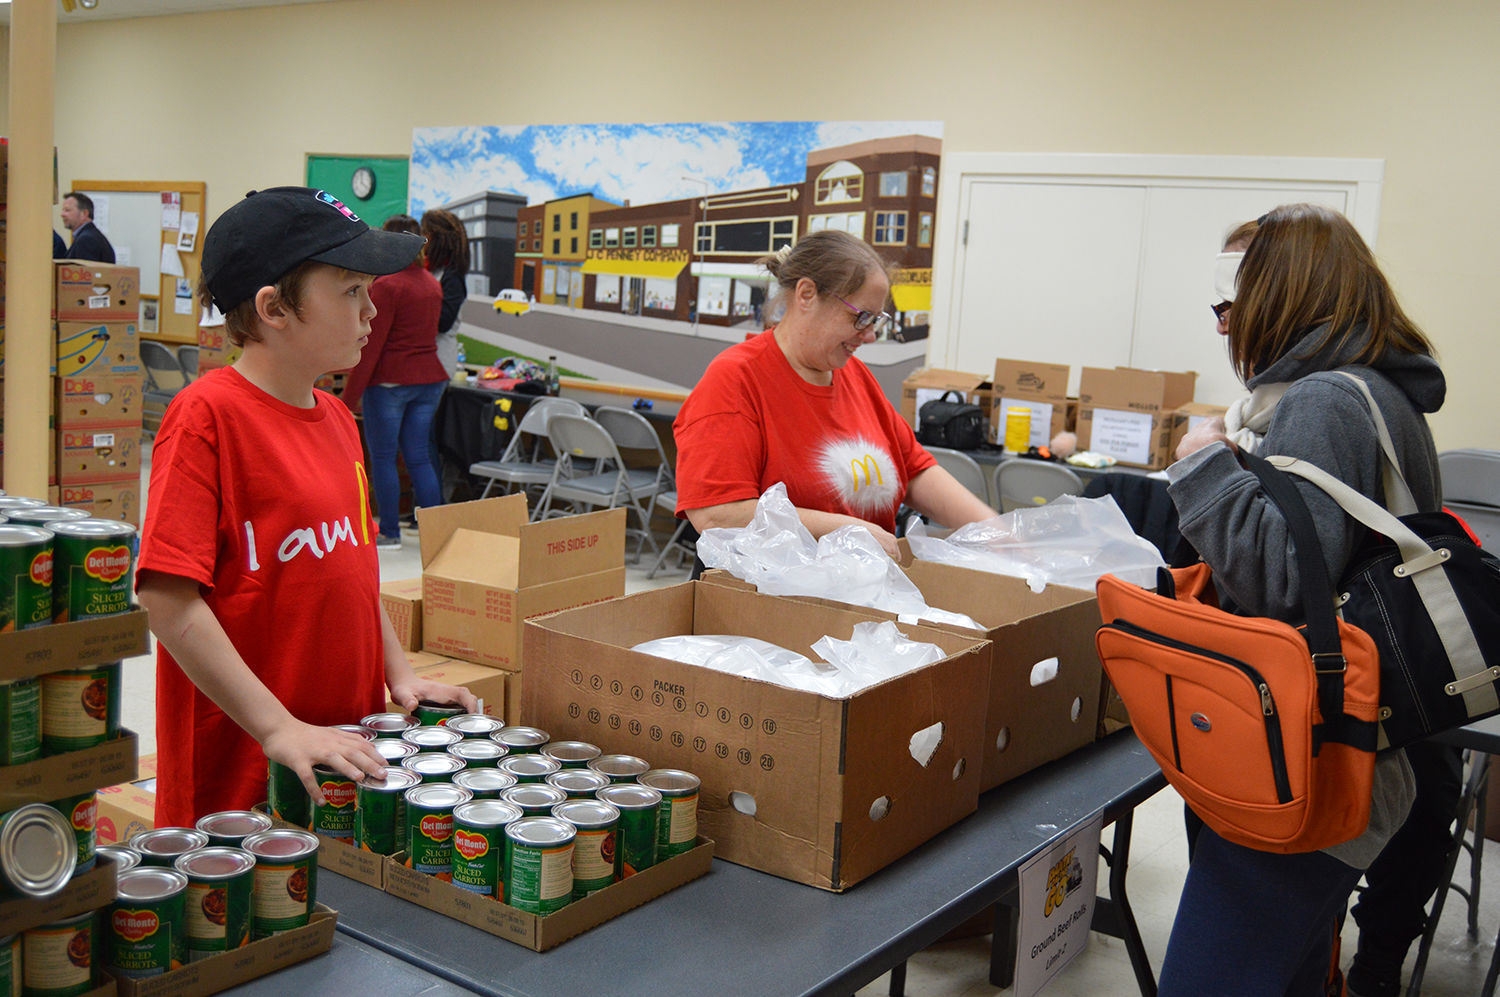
[[61, 191, 116, 263]]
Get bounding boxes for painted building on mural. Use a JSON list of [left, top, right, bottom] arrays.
[[512, 192, 620, 306], [438, 190, 526, 297]]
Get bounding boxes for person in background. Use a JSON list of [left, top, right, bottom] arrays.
[[420, 207, 471, 494], [136, 187, 476, 827], [340, 214, 448, 548], [674, 230, 994, 558], [53, 229, 66, 258], [60, 190, 116, 263], [1161, 203, 1444, 995]]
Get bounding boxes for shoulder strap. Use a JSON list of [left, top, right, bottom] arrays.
[[1332, 371, 1418, 516]]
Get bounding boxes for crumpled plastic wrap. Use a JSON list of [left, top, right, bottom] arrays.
[[906, 494, 1164, 591], [695, 482, 982, 629], [633, 620, 947, 699]]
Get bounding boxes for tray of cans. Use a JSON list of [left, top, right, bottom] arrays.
[[261, 712, 714, 951]]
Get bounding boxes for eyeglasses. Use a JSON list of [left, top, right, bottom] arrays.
[[836, 296, 897, 339], [1211, 301, 1232, 321]]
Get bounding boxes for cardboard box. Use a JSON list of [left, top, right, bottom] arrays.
[[0, 852, 118, 937], [57, 423, 141, 483], [56, 372, 144, 427], [58, 479, 141, 526], [380, 577, 423, 652], [1168, 401, 1229, 457], [382, 839, 713, 952], [900, 367, 993, 432], [385, 658, 508, 721], [196, 324, 241, 372], [109, 905, 337, 997], [0, 730, 139, 815], [1076, 366, 1198, 469], [524, 582, 990, 891], [54, 262, 140, 323], [56, 321, 141, 376], [0, 609, 149, 680], [417, 495, 626, 670], [992, 358, 1072, 451], [95, 778, 156, 846]]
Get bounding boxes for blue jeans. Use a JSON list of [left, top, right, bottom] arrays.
[[1158, 824, 1363, 996], [362, 380, 446, 539]]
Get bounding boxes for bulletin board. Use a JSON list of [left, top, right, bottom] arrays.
[[73, 179, 207, 345]]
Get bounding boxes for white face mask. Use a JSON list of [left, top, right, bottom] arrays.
[[1214, 251, 1244, 303]]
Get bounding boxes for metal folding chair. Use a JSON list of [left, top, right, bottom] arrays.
[[993, 459, 1085, 513], [1439, 448, 1500, 549], [176, 344, 200, 383], [926, 446, 992, 516], [467, 397, 585, 503], [646, 491, 697, 578], [536, 414, 663, 560], [139, 339, 188, 432]]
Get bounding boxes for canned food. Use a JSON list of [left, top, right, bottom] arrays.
[[48, 520, 135, 623], [21, 911, 97, 997], [0, 525, 53, 633], [444, 714, 503, 739], [401, 725, 463, 752], [499, 784, 568, 819], [359, 712, 417, 738], [2, 507, 88, 529], [356, 768, 420, 856], [403, 783, 472, 880], [413, 701, 464, 726], [0, 675, 42, 766], [492, 726, 549, 754], [0, 932, 18, 997], [639, 769, 700, 859], [374, 739, 419, 764], [107, 867, 186, 978], [400, 752, 467, 784], [0, 804, 76, 898], [310, 765, 357, 843], [266, 759, 309, 828], [96, 844, 140, 874], [40, 662, 119, 755], [597, 784, 661, 878], [129, 828, 210, 868], [541, 740, 600, 769], [331, 724, 376, 741], [173, 847, 255, 962], [0, 497, 44, 513], [242, 829, 319, 938], [545, 769, 610, 800], [49, 792, 96, 874], [451, 801, 522, 901], [194, 810, 272, 849], [451, 768, 518, 800], [448, 739, 506, 768], [504, 817, 576, 916], [587, 753, 651, 783], [551, 800, 620, 899], [497, 753, 560, 785]]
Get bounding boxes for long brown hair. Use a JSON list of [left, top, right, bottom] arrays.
[[1228, 203, 1432, 381], [420, 208, 470, 273]]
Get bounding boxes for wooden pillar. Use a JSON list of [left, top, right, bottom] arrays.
[[3, 0, 58, 499]]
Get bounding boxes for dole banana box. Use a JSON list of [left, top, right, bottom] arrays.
[[53, 262, 140, 322], [56, 372, 144, 427], [56, 321, 141, 375]]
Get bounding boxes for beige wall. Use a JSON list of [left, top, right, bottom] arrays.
[[12, 0, 1497, 447]]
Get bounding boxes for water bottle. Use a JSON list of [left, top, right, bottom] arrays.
[[545, 355, 560, 396], [453, 340, 468, 385]]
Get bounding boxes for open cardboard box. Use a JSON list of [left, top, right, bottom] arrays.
[[383, 838, 713, 951], [900, 367, 993, 434], [992, 358, 1072, 451], [0, 609, 149, 681], [416, 495, 626, 670], [1168, 401, 1230, 456], [1076, 366, 1198, 469], [379, 577, 423, 652], [523, 582, 989, 891], [0, 851, 118, 937], [0, 730, 139, 813], [385, 657, 507, 722], [109, 905, 337, 997]]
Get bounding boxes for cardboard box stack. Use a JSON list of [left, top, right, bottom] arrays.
[[1076, 365, 1198, 469], [196, 320, 241, 373]]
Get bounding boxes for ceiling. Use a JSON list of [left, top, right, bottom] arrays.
[[0, 0, 340, 26]]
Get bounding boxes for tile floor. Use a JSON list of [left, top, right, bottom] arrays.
[[118, 444, 1498, 995]]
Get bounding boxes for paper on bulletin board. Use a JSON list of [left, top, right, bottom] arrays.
[[999, 397, 1055, 449], [161, 192, 182, 230], [1014, 810, 1102, 997], [1089, 408, 1153, 465], [176, 211, 199, 252], [160, 244, 185, 278], [174, 278, 194, 315]]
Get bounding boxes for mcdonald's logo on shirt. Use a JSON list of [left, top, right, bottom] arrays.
[[820, 437, 900, 515]]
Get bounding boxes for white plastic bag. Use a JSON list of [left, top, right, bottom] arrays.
[[906, 494, 1164, 591], [695, 483, 981, 629]]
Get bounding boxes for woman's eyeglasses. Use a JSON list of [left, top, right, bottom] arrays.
[[836, 296, 897, 339], [1211, 301, 1232, 321]]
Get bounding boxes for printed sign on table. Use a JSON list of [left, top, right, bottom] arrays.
[[1014, 810, 1103, 997]]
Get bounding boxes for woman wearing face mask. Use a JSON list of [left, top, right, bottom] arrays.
[[674, 230, 993, 559]]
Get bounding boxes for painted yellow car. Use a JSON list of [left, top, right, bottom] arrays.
[[493, 289, 531, 316]]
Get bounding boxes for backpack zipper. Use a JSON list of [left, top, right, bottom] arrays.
[[1105, 620, 1294, 805]]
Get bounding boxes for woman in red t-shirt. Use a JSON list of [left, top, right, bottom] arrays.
[[674, 230, 993, 555]]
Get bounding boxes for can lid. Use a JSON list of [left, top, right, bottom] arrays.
[[500, 784, 568, 808], [498, 754, 560, 777], [492, 726, 550, 749], [0, 804, 77, 896], [449, 740, 506, 760], [0, 496, 46, 511], [241, 828, 320, 859], [0, 524, 55, 546], [541, 740, 601, 763], [596, 784, 663, 809], [552, 800, 620, 828], [332, 724, 377, 741], [506, 816, 575, 846], [640, 769, 701, 794], [587, 754, 650, 777], [403, 726, 464, 748], [173, 846, 256, 880], [96, 845, 142, 873], [402, 753, 468, 776], [453, 769, 518, 793], [453, 800, 523, 826], [546, 770, 610, 793], [445, 714, 503, 736], [375, 739, 419, 762], [116, 867, 189, 901], [195, 810, 273, 838], [363, 768, 422, 792], [360, 713, 416, 733], [47, 517, 135, 538], [131, 827, 212, 857], [404, 783, 474, 807]]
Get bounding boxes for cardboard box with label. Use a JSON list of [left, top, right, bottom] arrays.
[[900, 367, 993, 435], [1168, 401, 1230, 456], [417, 495, 625, 671], [95, 778, 156, 846], [992, 358, 1072, 452], [386, 657, 508, 722], [197, 323, 241, 372], [380, 577, 423, 651], [57, 422, 140, 483], [56, 372, 144, 427], [56, 321, 141, 376], [58, 479, 140, 525], [54, 261, 140, 323], [1076, 366, 1198, 469], [524, 582, 990, 891]]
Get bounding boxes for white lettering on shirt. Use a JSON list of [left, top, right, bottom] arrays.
[[244, 520, 261, 572], [321, 516, 355, 551], [278, 527, 325, 562]]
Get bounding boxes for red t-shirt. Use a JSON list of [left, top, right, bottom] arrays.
[[673, 330, 935, 534], [138, 367, 386, 826]]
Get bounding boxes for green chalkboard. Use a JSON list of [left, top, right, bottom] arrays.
[[304, 154, 409, 227]]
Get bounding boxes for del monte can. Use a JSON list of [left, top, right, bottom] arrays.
[[107, 867, 186, 978], [49, 519, 136, 622], [0, 524, 53, 632], [173, 846, 255, 961]]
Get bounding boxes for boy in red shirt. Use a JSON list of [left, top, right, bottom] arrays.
[[137, 187, 477, 826]]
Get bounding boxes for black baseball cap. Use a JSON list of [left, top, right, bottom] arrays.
[[201, 186, 424, 313]]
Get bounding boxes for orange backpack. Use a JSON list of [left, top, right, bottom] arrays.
[[1094, 451, 1382, 853]]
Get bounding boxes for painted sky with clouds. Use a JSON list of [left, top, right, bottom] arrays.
[[409, 120, 943, 215]]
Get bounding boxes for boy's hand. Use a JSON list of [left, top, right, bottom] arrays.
[[262, 721, 388, 805], [388, 677, 480, 716]]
